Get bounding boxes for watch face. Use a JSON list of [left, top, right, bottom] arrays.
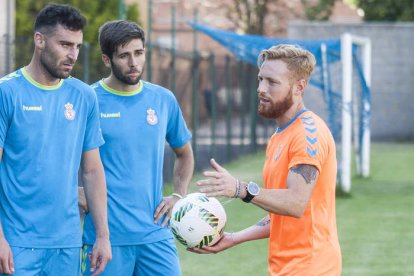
[[248, 182, 260, 196]]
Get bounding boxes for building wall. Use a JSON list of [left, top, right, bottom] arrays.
[[289, 22, 414, 141], [0, 0, 15, 77]]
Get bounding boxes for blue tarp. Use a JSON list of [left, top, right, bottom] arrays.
[[189, 23, 342, 67]]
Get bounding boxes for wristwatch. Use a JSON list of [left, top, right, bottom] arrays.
[[242, 181, 260, 203]]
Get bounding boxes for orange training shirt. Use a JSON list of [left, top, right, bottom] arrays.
[[262, 110, 342, 275]]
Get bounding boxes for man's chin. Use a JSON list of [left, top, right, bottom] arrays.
[[126, 77, 141, 85], [46, 69, 71, 80], [258, 109, 273, 119], [60, 72, 71, 79]]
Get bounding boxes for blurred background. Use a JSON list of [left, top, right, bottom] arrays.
[[1, 1, 413, 275], [1, 1, 413, 175]]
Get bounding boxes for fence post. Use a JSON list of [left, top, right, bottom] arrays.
[[209, 52, 217, 158], [249, 65, 257, 152], [191, 8, 199, 165], [146, 0, 153, 82], [170, 5, 176, 93], [82, 42, 90, 84], [225, 55, 232, 161], [239, 61, 246, 145]]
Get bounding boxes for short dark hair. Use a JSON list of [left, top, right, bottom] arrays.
[[34, 3, 86, 34], [99, 20, 145, 59]]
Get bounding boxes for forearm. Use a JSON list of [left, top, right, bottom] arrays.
[[247, 185, 304, 218], [173, 144, 194, 196], [82, 165, 109, 238], [238, 167, 316, 218], [233, 215, 270, 245], [237, 179, 306, 218], [0, 222, 5, 239]]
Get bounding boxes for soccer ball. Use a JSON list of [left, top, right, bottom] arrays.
[[170, 193, 227, 248]]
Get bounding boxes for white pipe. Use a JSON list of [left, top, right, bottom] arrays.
[[341, 33, 353, 193], [361, 39, 372, 177]]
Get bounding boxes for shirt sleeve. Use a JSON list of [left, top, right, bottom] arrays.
[[288, 120, 328, 173], [83, 91, 105, 151], [0, 86, 12, 148], [166, 95, 192, 149]]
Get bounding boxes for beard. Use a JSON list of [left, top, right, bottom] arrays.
[[111, 60, 143, 85], [40, 42, 73, 79], [258, 86, 294, 119]]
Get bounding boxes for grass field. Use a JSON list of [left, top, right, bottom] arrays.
[[169, 142, 414, 276]]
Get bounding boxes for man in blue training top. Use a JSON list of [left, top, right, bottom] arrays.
[[80, 20, 194, 275], [0, 4, 111, 276]]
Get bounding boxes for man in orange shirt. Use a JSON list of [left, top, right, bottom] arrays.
[[193, 44, 342, 275]]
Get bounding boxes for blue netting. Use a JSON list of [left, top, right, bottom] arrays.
[[190, 23, 341, 68], [190, 23, 371, 148]]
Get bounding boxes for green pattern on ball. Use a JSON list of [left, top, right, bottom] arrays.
[[199, 207, 219, 230], [196, 234, 215, 248], [197, 194, 209, 202], [171, 226, 188, 247], [173, 202, 193, 222]]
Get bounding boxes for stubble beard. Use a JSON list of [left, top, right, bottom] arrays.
[[111, 60, 143, 85], [40, 43, 72, 79]]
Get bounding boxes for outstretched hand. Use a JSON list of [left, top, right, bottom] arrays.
[[187, 232, 236, 254], [196, 159, 238, 198], [154, 195, 180, 227]]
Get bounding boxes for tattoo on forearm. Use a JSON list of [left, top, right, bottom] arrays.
[[256, 216, 270, 227], [291, 164, 318, 184]]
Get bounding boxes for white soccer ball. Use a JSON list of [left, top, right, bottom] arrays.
[[170, 192, 227, 248]]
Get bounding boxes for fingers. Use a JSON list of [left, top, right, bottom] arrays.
[[89, 250, 98, 274], [154, 197, 176, 226], [210, 158, 225, 172], [0, 246, 14, 275], [154, 201, 169, 224], [154, 202, 167, 222], [160, 210, 171, 228], [197, 184, 224, 196], [8, 251, 14, 275], [91, 259, 109, 276], [89, 252, 110, 276], [187, 246, 217, 254], [196, 177, 234, 197], [203, 171, 220, 178]]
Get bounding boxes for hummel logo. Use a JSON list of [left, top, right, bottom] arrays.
[[101, 112, 121, 118], [23, 105, 42, 111]]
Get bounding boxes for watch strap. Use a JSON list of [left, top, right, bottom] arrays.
[[242, 182, 256, 203]]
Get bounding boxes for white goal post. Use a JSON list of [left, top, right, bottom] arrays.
[[340, 33, 372, 193]]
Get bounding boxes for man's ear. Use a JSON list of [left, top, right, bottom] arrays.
[[34, 32, 45, 50], [295, 79, 307, 97], [102, 54, 111, 68]]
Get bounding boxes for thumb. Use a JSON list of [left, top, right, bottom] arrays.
[[210, 158, 225, 172]]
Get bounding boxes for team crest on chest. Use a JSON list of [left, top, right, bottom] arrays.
[[64, 102, 76, 120], [146, 108, 158, 125]]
